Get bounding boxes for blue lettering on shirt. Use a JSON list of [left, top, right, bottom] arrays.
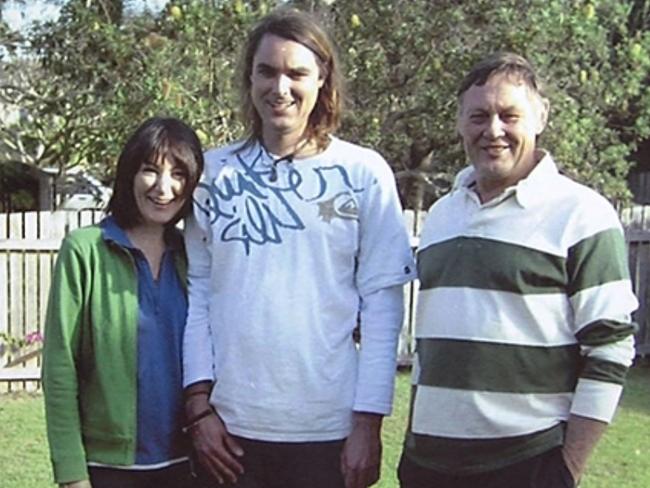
[[195, 148, 364, 255]]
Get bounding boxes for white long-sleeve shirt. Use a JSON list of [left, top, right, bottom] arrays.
[[183, 138, 416, 441]]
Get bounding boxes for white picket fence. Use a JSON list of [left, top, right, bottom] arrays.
[[0, 209, 426, 391], [0, 210, 104, 391]]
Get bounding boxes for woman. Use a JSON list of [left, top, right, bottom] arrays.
[[42, 117, 204, 488]]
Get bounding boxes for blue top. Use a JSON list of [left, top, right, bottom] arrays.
[[101, 217, 188, 465]]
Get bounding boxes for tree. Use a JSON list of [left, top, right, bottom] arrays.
[[325, 0, 650, 208], [0, 0, 277, 183], [1, 0, 649, 210]]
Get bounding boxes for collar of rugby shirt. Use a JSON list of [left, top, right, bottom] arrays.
[[452, 150, 558, 209]]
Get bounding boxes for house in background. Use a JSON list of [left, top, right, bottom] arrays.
[[0, 161, 56, 212], [56, 169, 112, 210], [0, 161, 111, 212], [1, 60, 110, 213]]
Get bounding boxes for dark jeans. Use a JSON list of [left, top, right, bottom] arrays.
[[398, 447, 576, 488], [196, 436, 346, 488], [89, 460, 195, 488]]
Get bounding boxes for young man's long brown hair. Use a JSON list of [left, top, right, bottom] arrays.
[[238, 8, 344, 151]]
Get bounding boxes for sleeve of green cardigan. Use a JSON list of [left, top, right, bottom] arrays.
[[42, 235, 89, 484]]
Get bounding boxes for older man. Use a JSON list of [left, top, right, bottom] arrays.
[[398, 52, 638, 488], [183, 8, 415, 488]]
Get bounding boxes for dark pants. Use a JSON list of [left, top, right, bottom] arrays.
[[197, 437, 346, 488], [398, 447, 576, 488], [89, 460, 195, 488]]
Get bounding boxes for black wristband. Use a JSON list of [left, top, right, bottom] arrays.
[[182, 408, 214, 433]]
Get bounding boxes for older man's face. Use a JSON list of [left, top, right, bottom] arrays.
[[457, 73, 548, 200], [250, 34, 324, 146]]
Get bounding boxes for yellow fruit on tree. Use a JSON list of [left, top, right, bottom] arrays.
[[259, 2, 268, 15], [590, 68, 600, 82], [579, 69, 588, 84], [350, 14, 361, 29], [161, 80, 172, 99], [196, 129, 209, 144], [583, 4, 595, 20], [170, 5, 182, 20]]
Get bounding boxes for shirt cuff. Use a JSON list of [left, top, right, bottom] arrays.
[[570, 378, 624, 423]]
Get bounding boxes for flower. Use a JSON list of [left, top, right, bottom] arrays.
[[24, 331, 43, 345], [0, 331, 43, 358]]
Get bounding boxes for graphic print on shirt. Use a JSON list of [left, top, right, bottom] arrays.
[[317, 192, 359, 223], [195, 148, 364, 254]]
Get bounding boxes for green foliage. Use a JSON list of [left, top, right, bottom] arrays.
[[1, 0, 649, 207], [327, 0, 650, 207], [0, 0, 277, 181]]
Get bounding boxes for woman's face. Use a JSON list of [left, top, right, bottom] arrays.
[[133, 157, 187, 228]]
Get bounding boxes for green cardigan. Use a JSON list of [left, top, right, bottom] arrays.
[[42, 222, 187, 484]]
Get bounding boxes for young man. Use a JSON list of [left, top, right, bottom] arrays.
[[398, 52, 638, 488], [183, 9, 415, 488]]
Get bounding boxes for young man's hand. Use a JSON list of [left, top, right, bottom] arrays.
[[184, 382, 245, 484], [341, 412, 383, 488]]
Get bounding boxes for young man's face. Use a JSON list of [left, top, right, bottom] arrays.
[[457, 73, 548, 199], [250, 33, 324, 146]]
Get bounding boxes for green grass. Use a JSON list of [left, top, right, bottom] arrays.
[[2, 366, 650, 488], [0, 391, 51, 487]]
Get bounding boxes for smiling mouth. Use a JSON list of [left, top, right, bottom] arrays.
[[268, 100, 295, 111], [148, 198, 176, 207], [482, 145, 509, 155]]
